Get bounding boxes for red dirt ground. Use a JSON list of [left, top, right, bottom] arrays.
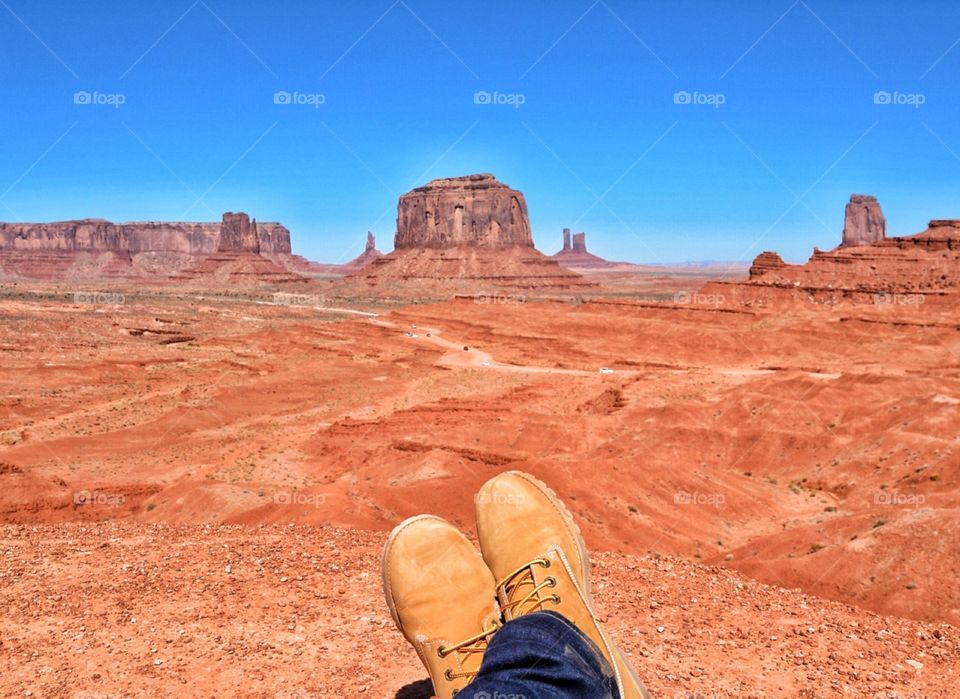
[[1, 279, 958, 697]]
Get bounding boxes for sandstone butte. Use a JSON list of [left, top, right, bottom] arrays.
[[0, 212, 295, 283], [344, 174, 594, 294], [713, 194, 960, 307], [550, 228, 618, 269]]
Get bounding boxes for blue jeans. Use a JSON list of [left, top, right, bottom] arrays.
[[461, 611, 619, 699]]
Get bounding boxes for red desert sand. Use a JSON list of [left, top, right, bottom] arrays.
[[1, 185, 959, 697]]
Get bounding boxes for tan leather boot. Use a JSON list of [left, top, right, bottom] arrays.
[[382, 515, 500, 699], [475, 471, 651, 699]]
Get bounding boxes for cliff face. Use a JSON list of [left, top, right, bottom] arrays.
[[842, 194, 886, 247], [0, 217, 292, 254], [394, 174, 534, 250]]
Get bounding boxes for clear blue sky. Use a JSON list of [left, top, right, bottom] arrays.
[[1, 0, 958, 263]]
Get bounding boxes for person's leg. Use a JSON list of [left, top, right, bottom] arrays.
[[475, 471, 651, 699], [462, 611, 619, 699]]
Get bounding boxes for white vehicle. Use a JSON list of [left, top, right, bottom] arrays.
[[482, 361, 491, 367], [599, 367, 614, 374]]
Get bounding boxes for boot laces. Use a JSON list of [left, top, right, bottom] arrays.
[[436, 621, 499, 682], [497, 557, 560, 618]]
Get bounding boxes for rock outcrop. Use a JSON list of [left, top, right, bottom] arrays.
[[395, 174, 534, 249], [551, 229, 616, 269], [842, 194, 886, 247], [703, 218, 960, 307], [344, 232, 383, 271], [344, 175, 593, 296], [174, 213, 308, 286], [217, 212, 261, 253], [0, 215, 293, 281], [748, 251, 788, 279]]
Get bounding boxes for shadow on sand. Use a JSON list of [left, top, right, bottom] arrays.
[[395, 678, 433, 699]]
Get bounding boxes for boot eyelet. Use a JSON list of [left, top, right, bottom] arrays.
[[437, 646, 447, 658], [546, 576, 557, 587], [551, 594, 561, 604], [539, 558, 551, 568], [444, 669, 455, 681]]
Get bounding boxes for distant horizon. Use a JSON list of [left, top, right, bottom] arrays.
[[0, 182, 939, 266], [3, 1, 959, 265]]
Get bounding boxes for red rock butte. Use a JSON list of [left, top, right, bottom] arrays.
[[0, 213, 294, 282], [712, 196, 960, 306], [174, 212, 309, 285], [551, 228, 615, 269], [394, 173, 533, 249], [344, 174, 594, 294]]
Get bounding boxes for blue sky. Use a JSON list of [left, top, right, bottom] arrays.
[[1, 0, 958, 263]]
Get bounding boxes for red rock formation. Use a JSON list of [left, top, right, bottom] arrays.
[[572, 232, 587, 253], [217, 212, 260, 253], [748, 251, 788, 279], [395, 174, 534, 249], [174, 213, 308, 286], [551, 229, 616, 269], [842, 194, 886, 247], [342, 232, 383, 272], [703, 219, 960, 306], [344, 175, 592, 295], [0, 215, 293, 281]]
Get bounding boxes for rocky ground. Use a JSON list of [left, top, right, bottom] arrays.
[[1, 523, 956, 699], [1, 280, 958, 698]]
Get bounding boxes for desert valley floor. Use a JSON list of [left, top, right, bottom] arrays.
[[0, 279, 958, 698]]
